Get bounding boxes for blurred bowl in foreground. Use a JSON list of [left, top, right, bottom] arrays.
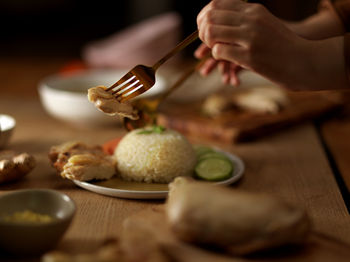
[[38, 70, 167, 127], [0, 114, 16, 149], [0, 189, 76, 256]]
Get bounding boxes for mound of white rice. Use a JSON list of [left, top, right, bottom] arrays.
[[114, 127, 197, 183]]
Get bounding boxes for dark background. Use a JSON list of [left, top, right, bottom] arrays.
[[0, 0, 320, 58]]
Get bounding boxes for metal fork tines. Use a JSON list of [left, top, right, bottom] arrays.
[[107, 65, 156, 102], [123, 54, 211, 131], [106, 30, 199, 102]]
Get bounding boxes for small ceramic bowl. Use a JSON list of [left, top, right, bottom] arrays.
[[0, 189, 76, 256], [0, 114, 16, 149], [38, 69, 167, 126]]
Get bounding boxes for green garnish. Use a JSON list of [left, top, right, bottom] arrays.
[[137, 125, 166, 135]]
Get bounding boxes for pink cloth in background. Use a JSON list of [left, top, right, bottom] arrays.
[[82, 12, 182, 69]]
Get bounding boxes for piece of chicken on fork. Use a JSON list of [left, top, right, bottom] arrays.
[[88, 86, 139, 120]]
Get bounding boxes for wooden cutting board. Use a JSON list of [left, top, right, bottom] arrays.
[[158, 91, 344, 143], [123, 207, 350, 262]]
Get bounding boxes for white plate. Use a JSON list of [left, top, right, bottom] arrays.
[[73, 152, 244, 200]]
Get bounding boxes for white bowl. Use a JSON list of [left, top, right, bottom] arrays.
[[0, 114, 16, 149], [38, 70, 167, 126]]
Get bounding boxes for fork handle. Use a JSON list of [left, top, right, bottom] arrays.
[[159, 53, 211, 101], [152, 29, 199, 71]]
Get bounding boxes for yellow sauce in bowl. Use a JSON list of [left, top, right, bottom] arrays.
[[3, 210, 54, 224]]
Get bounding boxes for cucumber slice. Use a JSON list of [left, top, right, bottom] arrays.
[[194, 145, 214, 157], [195, 158, 233, 181], [198, 151, 230, 162]]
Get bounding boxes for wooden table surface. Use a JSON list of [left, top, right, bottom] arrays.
[[0, 58, 350, 261]]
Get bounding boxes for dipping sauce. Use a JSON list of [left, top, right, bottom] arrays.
[[3, 210, 54, 224]]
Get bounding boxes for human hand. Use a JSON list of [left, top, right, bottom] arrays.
[[195, 43, 242, 86], [196, 0, 303, 88], [196, 0, 348, 90]]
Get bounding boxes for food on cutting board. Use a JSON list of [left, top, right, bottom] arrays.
[[49, 141, 116, 181], [202, 85, 289, 117], [0, 151, 36, 184], [166, 177, 311, 255], [115, 126, 197, 183], [88, 86, 139, 120], [201, 93, 232, 117]]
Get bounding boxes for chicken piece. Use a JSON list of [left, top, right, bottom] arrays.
[[233, 85, 289, 114], [49, 141, 116, 181], [88, 86, 139, 120], [201, 93, 232, 117], [0, 151, 36, 184], [166, 177, 311, 255], [201, 85, 289, 117]]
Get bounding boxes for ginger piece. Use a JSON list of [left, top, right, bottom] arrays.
[[0, 151, 36, 184]]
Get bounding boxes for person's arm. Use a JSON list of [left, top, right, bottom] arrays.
[[196, 0, 349, 90], [284, 2, 345, 40]]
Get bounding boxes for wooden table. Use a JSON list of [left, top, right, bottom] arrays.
[[0, 58, 350, 261]]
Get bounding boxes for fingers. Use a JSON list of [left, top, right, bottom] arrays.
[[195, 45, 244, 87], [199, 24, 245, 49], [197, 0, 247, 26], [218, 61, 230, 85], [198, 9, 242, 29], [212, 43, 247, 67], [198, 10, 244, 46], [194, 43, 245, 86], [229, 63, 242, 86], [194, 43, 211, 59], [210, 0, 247, 11], [199, 58, 219, 76], [194, 43, 217, 76], [218, 61, 242, 86], [197, 0, 251, 48]]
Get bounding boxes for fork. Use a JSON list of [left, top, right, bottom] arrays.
[[106, 30, 199, 103], [123, 54, 210, 131]]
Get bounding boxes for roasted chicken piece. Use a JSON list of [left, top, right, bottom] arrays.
[[88, 86, 139, 120], [201, 93, 232, 117], [49, 141, 116, 181], [166, 177, 311, 255], [233, 85, 289, 114], [202, 85, 289, 117]]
